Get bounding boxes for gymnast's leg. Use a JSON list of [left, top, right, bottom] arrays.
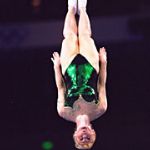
[[60, 0, 79, 75], [78, 0, 99, 73]]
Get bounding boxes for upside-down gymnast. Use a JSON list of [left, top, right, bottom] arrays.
[[51, 0, 108, 149]]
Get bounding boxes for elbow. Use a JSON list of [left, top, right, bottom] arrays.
[[101, 100, 108, 114], [98, 92, 108, 114], [57, 106, 64, 117], [103, 103, 108, 113]]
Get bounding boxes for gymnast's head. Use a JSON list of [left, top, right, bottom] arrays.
[[73, 125, 96, 149]]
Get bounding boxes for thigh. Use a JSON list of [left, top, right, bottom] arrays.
[[79, 36, 99, 73], [60, 35, 79, 75]]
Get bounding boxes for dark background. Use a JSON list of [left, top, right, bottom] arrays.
[[1, 0, 150, 150]]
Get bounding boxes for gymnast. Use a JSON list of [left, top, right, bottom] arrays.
[[51, 0, 108, 149]]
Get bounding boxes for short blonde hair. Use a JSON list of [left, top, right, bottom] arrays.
[[73, 129, 96, 149]]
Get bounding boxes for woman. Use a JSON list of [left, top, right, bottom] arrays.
[[51, 0, 108, 149]]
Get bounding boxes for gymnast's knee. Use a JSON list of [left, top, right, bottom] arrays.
[[63, 32, 78, 40], [79, 35, 94, 44]]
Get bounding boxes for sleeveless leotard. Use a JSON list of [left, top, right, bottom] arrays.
[[63, 54, 99, 108]]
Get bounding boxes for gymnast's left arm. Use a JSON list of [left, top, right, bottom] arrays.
[[97, 47, 108, 115]]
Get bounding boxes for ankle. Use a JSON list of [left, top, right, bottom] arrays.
[[79, 7, 86, 12], [68, 6, 76, 14], [78, 7, 86, 15]]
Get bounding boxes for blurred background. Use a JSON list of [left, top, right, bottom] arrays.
[[0, 0, 150, 150]]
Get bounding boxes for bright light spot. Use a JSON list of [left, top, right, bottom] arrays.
[[41, 141, 54, 150]]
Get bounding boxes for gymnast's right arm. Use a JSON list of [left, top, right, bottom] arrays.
[[51, 52, 65, 116]]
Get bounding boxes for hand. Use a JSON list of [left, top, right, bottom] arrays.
[[51, 52, 61, 68], [99, 47, 107, 64]]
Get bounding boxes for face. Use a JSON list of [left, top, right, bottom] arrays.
[[75, 126, 95, 145]]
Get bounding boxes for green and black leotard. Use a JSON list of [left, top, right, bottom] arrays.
[[63, 54, 99, 108]]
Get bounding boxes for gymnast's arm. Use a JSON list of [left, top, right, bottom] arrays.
[[53, 64, 73, 121], [97, 47, 108, 115], [51, 52, 66, 116]]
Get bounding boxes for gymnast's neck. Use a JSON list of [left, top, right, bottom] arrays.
[[75, 115, 91, 129]]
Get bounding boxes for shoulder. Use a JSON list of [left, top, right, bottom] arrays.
[[58, 107, 76, 122], [95, 100, 107, 118]]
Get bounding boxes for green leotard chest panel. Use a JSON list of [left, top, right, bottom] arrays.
[[63, 54, 99, 107]]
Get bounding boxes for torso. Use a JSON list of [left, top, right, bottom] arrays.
[[62, 54, 100, 122]]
